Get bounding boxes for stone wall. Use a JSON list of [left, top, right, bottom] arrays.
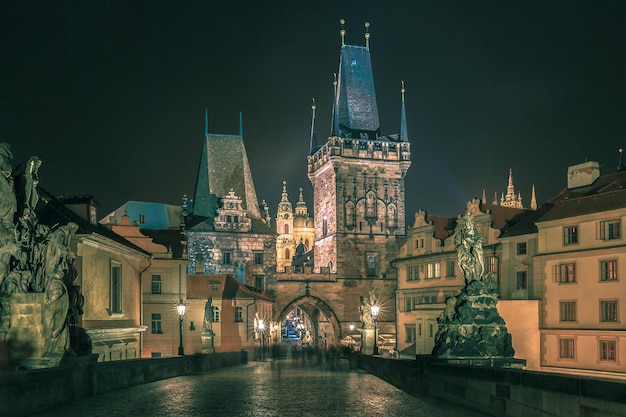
[[358, 355, 626, 417], [0, 351, 247, 417]]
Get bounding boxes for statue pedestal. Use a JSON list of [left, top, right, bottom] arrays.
[[359, 328, 376, 355], [201, 330, 215, 354], [4, 293, 65, 368]]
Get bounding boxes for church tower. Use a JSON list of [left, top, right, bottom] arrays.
[[307, 21, 411, 278]]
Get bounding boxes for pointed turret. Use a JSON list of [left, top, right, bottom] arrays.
[[277, 181, 292, 214], [618, 148, 625, 172], [400, 81, 408, 142], [295, 187, 309, 217], [330, 73, 339, 137], [482, 189, 487, 205], [530, 185, 537, 211], [310, 98, 318, 154], [492, 192, 498, 205], [500, 169, 524, 209]]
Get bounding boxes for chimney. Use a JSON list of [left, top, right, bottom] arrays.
[[567, 161, 600, 189]]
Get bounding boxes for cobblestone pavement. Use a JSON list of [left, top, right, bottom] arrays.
[[34, 360, 490, 417]]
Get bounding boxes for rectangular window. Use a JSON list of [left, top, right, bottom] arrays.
[[426, 262, 441, 279], [151, 313, 162, 334], [407, 265, 419, 281], [445, 260, 455, 277], [560, 301, 577, 322], [417, 323, 422, 336], [600, 340, 617, 361], [405, 325, 416, 343], [600, 300, 618, 322], [598, 219, 621, 241], [212, 307, 220, 323], [559, 338, 575, 359], [255, 275, 264, 290], [487, 256, 497, 274], [516, 271, 528, 290], [254, 251, 264, 265], [601, 260, 618, 281], [428, 323, 434, 338], [404, 297, 412, 312], [223, 251, 233, 265], [516, 242, 527, 255], [110, 261, 122, 314], [235, 306, 243, 322], [366, 254, 377, 277], [554, 263, 576, 283], [151, 274, 162, 294], [563, 226, 579, 245]]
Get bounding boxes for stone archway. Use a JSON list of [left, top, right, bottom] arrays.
[[277, 295, 342, 347]]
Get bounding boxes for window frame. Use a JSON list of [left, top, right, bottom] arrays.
[[151, 313, 162, 334], [405, 325, 416, 343], [598, 219, 621, 241], [599, 339, 617, 362], [563, 225, 579, 245], [235, 306, 244, 322], [559, 301, 577, 322], [600, 259, 618, 282], [558, 337, 575, 359], [516, 242, 527, 256], [211, 306, 220, 323], [516, 270, 528, 290], [222, 250, 233, 265], [253, 251, 264, 265], [554, 263, 576, 284], [600, 300, 618, 322], [151, 274, 162, 294], [110, 261, 122, 315]]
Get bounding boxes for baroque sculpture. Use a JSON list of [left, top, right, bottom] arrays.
[[432, 212, 516, 360], [0, 143, 87, 368]]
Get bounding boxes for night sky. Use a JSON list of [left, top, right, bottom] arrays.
[[2, 2, 625, 223]]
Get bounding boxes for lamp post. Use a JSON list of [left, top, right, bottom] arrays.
[[176, 300, 186, 356], [371, 304, 380, 355], [349, 324, 355, 351], [257, 319, 265, 360]]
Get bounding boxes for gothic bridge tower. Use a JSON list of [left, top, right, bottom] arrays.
[[275, 21, 411, 351]]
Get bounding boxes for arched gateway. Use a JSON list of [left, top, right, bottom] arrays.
[[277, 294, 342, 347]]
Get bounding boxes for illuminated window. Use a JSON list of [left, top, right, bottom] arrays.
[[600, 300, 618, 322], [405, 325, 416, 343], [598, 219, 620, 241], [600, 340, 617, 361], [110, 261, 122, 314], [560, 301, 576, 322], [516, 271, 527, 290], [554, 263, 576, 283], [559, 338, 574, 359], [563, 226, 578, 245], [151, 313, 162, 334], [426, 262, 441, 278], [151, 274, 161, 294], [601, 260, 618, 281]]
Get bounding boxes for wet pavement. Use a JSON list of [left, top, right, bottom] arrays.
[[34, 359, 490, 417]]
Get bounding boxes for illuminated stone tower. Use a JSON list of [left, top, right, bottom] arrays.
[[307, 21, 411, 278]]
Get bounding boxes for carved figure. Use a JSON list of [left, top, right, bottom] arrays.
[[15, 156, 42, 220], [203, 297, 213, 332], [0, 143, 16, 235], [454, 213, 484, 285]]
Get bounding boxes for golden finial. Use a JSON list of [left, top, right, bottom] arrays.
[[401, 80, 405, 102], [333, 72, 337, 87], [340, 18, 346, 46], [312, 97, 316, 111], [365, 22, 370, 50]]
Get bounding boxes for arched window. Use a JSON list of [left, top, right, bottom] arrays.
[[235, 306, 243, 322], [195, 254, 204, 274], [284, 224, 290, 234], [212, 306, 220, 323], [285, 248, 290, 259]]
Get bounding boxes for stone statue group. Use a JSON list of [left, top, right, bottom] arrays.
[[0, 143, 86, 364]]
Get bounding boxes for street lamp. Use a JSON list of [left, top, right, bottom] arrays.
[[348, 324, 355, 351], [371, 304, 380, 355], [177, 300, 186, 356], [257, 319, 265, 360]]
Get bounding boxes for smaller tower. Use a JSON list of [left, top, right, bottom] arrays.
[[500, 169, 523, 209], [530, 185, 537, 211]]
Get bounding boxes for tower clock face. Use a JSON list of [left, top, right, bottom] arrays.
[[283, 214, 289, 219]]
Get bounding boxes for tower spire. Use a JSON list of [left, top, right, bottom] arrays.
[[530, 184, 537, 210], [204, 108, 208, 137], [400, 81, 408, 142], [330, 73, 339, 137], [482, 189, 487, 204], [340, 18, 346, 47], [364, 22, 370, 50], [239, 112, 243, 136], [310, 98, 317, 154]]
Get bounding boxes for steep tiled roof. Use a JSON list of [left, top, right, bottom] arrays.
[[186, 274, 274, 302], [336, 45, 380, 138], [192, 133, 261, 220], [498, 204, 551, 238], [425, 214, 456, 240], [480, 203, 528, 232], [537, 170, 626, 222]]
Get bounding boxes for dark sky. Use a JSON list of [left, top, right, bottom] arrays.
[[2, 1, 625, 222]]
